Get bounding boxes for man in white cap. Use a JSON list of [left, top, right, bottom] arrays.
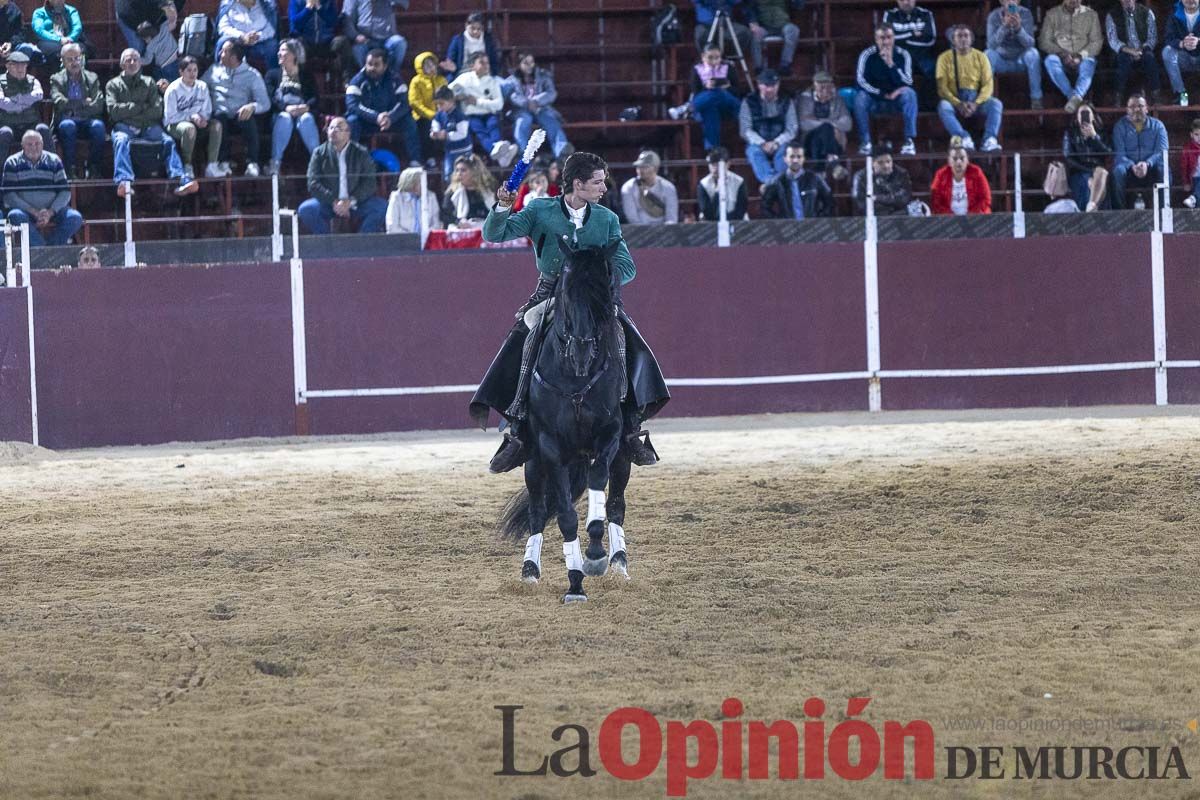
[[619, 150, 678, 225]]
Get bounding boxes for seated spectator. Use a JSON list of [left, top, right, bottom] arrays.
[[1, 129, 82, 246], [164, 55, 222, 180], [440, 11, 500, 78], [409, 51, 446, 161], [137, 12, 179, 81], [32, 0, 87, 68], [439, 153, 495, 229], [430, 86, 471, 181], [265, 39, 319, 176], [620, 149, 679, 225], [76, 244, 100, 267], [739, 68, 796, 183], [1183, 117, 1200, 207], [1062, 102, 1109, 211], [299, 115, 386, 234], [752, 0, 800, 75], [796, 70, 852, 175], [288, 0, 354, 81], [1163, 0, 1200, 106], [51, 42, 105, 179], [216, 0, 279, 70], [508, 53, 572, 159], [762, 142, 833, 218], [854, 24, 917, 156], [1107, 0, 1161, 107], [448, 52, 518, 167], [1039, 0, 1102, 112], [107, 48, 197, 196], [883, 0, 937, 85], [690, 44, 740, 152], [0, 0, 42, 65], [851, 145, 913, 214], [930, 139, 991, 214], [986, 0, 1042, 109], [691, 1, 759, 71], [0, 52, 53, 157], [346, 47, 421, 166], [385, 164, 438, 234], [204, 40, 270, 177], [1111, 92, 1167, 208], [343, 0, 408, 80], [696, 146, 748, 221], [936, 25, 1003, 152], [116, 0, 182, 54], [513, 156, 560, 210]]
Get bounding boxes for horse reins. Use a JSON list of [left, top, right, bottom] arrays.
[[533, 350, 612, 422]]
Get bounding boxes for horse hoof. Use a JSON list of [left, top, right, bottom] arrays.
[[562, 592, 588, 604], [582, 555, 609, 577], [609, 551, 629, 579], [521, 560, 540, 584]]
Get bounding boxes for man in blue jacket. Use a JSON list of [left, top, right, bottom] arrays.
[[1163, 0, 1200, 105], [1111, 93, 1168, 207], [288, 0, 354, 80], [854, 23, 918, 155], [345, 48, 421, 165]]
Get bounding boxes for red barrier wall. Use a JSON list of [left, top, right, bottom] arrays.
[[0, 235, 1187, 449], [0, 287, 33, 443]]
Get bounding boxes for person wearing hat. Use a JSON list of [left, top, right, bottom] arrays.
[[796, 70, 852, 179], [738, 67, 797, 183], [0, 51, 54, 158], [696, 146, 748, 221], [620, 150, 678, 225], [470, 150, 669, 473]]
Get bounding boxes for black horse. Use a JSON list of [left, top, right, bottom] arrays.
[[499, 240, 633, 602]]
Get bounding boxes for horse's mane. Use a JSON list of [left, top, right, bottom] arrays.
[[559, 246, 616, 332]]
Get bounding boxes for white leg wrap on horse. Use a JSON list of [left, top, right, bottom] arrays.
[[587, 489, 606, 526], [608, 522, 626, 554], [524, 533, 543, 569], [563, 539, 583, 572]]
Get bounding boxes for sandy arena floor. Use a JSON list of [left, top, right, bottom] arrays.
[[2, 407, 1199, 799]]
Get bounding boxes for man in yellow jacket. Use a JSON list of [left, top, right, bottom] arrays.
[[936, 25, 1003, 152], [1039, 0, 1103, 112]]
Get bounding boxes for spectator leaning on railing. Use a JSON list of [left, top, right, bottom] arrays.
[[1111, 92, 1167, 208], [0, 129, 82, 246], [986, 0, 1043, 110], [620, 149, 679, 225], [51, 41, 105, 179], [0, 52, 53, 158], [299, 115, 387, 234]]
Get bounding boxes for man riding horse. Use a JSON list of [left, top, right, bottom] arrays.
[[469, 151, 670, 473]]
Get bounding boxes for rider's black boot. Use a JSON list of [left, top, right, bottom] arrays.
[[489, 419, 528, 473], [622, 403, 659, 466]]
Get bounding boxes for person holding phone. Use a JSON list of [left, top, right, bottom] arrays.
[[985, 0, 1043, 109]]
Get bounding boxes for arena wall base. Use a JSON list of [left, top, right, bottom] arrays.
[[2, 234, 1197, 449]]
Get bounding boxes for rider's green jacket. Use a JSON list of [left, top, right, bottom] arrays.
[[482, 196, 636, 285]]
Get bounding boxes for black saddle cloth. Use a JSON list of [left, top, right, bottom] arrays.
[[469, 311, 670, 427]]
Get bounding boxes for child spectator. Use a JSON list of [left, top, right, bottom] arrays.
[[430, 86, 471, 181], [409, 51, 446, 165], [513, 156, 560, 210], [137, 16, 179, 81], [690, 43, 740, 152], [930, 138, 991, 214], [1181, 118, 1200, 207]]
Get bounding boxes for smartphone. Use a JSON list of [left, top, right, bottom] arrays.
[[1007, 3, 1019, 12]]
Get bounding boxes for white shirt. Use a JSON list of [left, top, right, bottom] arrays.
[[565, 198, 587, 230], [336, 143, 349, 200], [950, 177, 969, 215], [1188, 11, 1199, 32]]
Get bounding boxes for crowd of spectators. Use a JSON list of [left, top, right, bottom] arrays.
[[6, 0, 1200, 249]]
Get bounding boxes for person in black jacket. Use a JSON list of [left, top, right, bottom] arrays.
[[696, 146, 748, 220], [851, 145, 913, 214], [762, 142, 833, 218], [1062, 102, 1110, 211], [265, 38, 320, 175], [117, 0, 184, 53], [0, 0, 42, 63]]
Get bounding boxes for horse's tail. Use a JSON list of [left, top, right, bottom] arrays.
[[497, 462, 589, 543]]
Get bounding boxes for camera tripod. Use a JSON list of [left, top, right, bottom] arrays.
[[705, 11, 753, 90]]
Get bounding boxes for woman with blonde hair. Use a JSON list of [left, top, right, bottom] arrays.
[[440, 154, 496, 229], [386, 166, 440, 234], [930, 137, 991, 215]]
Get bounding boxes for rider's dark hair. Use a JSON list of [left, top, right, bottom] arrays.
[[560, 151, 608, 194]]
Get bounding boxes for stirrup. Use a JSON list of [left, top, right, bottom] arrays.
[[489, 432, 528, 473], [623, 429, 659, 466]]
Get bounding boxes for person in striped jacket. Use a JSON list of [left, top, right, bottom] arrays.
[[0, 129, 83, 246], [854, 24, 918, 155]]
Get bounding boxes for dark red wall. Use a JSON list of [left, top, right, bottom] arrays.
[[0, 235, 1186, 449], [0, 288, 33, 443]]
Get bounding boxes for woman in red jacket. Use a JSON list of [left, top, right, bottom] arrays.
[[930, 139, 991, 215]]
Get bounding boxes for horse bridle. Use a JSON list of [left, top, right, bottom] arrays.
[[533, 348, 611, 422]]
